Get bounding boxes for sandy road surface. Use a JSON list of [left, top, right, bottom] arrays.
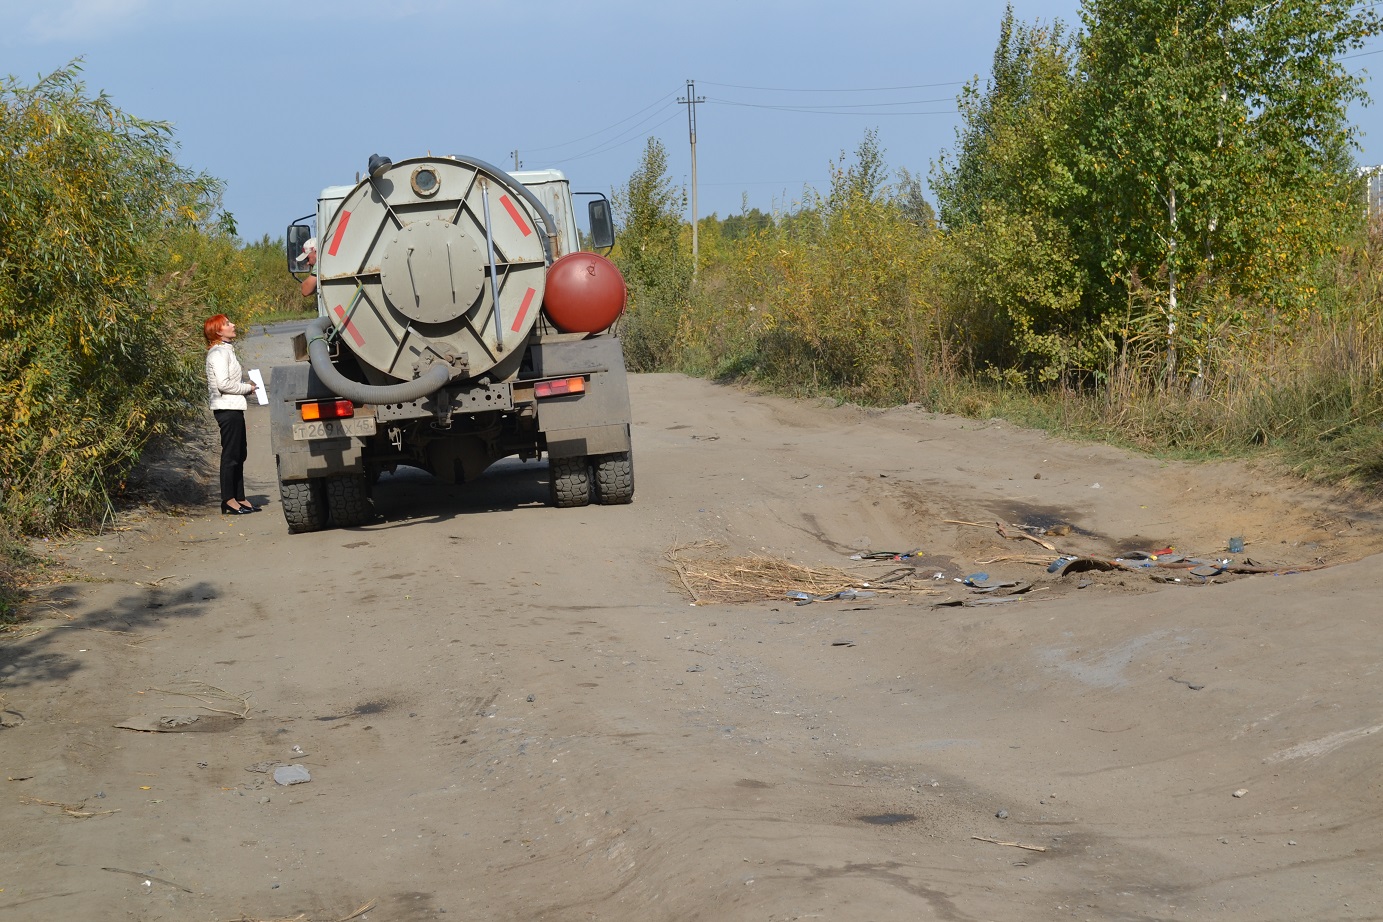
[[4, 325, 1383, 922]]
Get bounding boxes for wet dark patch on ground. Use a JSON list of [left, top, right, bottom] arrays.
[[859, 812, 916, 826], [316, 699, 393, 721], [990, 501, 1100, 539]]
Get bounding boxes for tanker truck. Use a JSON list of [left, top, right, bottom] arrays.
[[271, 153, 634, 533]]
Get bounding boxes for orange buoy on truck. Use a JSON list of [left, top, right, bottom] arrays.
[[543, 252, 627, 334]]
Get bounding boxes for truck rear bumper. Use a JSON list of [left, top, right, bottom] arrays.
[[268, 334, 634, 479]]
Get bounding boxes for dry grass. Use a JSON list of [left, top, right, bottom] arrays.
[[664, 541, 940, 604], [665, 541, 862, 603]]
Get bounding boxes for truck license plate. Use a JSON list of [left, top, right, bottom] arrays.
[[291, 418, 377, 441]]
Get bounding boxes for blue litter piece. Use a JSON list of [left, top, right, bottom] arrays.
[[961, 572, 990, 586]]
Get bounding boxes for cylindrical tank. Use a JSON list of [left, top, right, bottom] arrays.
[[542, 252, 628, 334], [315, 156, 553, 382]]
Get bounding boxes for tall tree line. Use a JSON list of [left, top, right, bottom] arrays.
[[931, 0, 1380, 383]]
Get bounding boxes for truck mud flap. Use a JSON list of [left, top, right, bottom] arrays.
[[545, 423, 631, 459], [529, 337, 632, 458], [269, 364, 366, 479]]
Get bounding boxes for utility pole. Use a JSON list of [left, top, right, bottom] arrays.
[[678, 79, 705, 276], [510, 150, 523, 171]]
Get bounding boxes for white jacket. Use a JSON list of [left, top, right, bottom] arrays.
[[206, 342, 253, 411]]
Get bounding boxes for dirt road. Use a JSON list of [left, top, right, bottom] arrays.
[[4, 325, 1383, 921]]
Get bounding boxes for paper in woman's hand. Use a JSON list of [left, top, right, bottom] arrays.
[[248, 368, 268, 405]]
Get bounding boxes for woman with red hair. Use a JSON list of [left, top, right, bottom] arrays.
[[204, 314, 258, 514]]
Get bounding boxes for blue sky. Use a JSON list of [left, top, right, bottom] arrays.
[[3, 0, 1381, 242]]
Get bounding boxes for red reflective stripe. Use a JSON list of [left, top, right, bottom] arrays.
[[499, 196, 531, 236], [333, 304, 365, 347], [327, 210, 352, 256], [510, 287, 536, 332]]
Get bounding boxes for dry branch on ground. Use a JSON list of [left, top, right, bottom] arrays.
[[21, 796, 119, 819], [222, 898, 377, 922]]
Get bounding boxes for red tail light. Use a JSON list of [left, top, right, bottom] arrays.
[[300, 399, 355, 421], [534, 377, 586, 399]]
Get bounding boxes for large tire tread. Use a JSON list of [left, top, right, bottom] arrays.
[[326, 474, 373, 527], [281, 478, 328, 533], [549, 456, 592, 508], [592, 451, 634, 505]]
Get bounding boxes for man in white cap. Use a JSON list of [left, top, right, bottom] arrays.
[[297, 236, 318, 297]]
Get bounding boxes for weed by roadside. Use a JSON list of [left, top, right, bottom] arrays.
[[0, 522, 40, 627]]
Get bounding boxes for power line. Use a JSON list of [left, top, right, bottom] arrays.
[[546, 110, 684, 166], [709, 95, 956, 109], [519, 93, 678, 155], [708, 98, 957, 116], [701, 79, 965, 92], [567, 110, 682, 160], [700, 179, 825, 187], [517, 80, 966, 169]]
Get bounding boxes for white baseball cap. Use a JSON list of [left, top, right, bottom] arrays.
[[296, 237, 318, 262]]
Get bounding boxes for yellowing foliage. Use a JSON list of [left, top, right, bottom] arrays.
[[0, 64, 230, 532]]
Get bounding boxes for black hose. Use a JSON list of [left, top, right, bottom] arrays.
[[305, 316, 450, 404], [447, 154, 558, 264]]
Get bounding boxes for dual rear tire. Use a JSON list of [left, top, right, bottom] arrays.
[[280, 473, 372, 533], [548, 456, 591, 508], [280, 451, 632, 531], [326, 473, 373, 527], [592, 451, 634, 505], [549, 451, 634, 507]]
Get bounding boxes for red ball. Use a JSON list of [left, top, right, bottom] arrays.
[[542, 252, 627, 334]]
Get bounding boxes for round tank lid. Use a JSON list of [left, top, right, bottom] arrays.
[[379, 220, 486, 326]]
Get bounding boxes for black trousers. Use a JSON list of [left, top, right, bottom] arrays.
[[213, 409, 248, 504]]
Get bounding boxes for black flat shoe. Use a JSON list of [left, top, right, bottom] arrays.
[[221, 502, 252, 515]]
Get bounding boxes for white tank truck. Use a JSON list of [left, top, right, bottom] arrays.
[[273, 153, 634, 533]]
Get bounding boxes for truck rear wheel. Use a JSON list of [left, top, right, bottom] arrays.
[[327, 474, 373, 527], [549, 456, 591, 508], [281, 477, 328, 533], [593, 451, 634, 505]]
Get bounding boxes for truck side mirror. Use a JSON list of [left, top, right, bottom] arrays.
[[587, 199, 615, 251], [286, 223, 313, 272]]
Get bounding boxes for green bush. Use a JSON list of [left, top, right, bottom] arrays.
[[611, 138, 694, 372], [0, 63, 225, 534]]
